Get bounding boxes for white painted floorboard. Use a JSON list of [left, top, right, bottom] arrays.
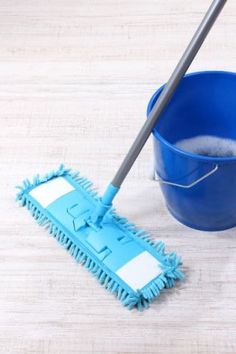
[[1, 1, 236, 353]]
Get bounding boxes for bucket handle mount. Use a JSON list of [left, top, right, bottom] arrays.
[[154, 164, 218, 189]]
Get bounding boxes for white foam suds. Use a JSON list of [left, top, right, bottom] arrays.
[[175, 135, 236, 157]]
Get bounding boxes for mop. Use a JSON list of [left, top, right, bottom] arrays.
[[16, 0, 227, 310]]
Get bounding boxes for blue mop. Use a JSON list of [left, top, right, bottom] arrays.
[[16, 0, 226, 310]]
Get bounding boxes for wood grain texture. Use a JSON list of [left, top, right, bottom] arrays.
[[1, 1, 236, 353]]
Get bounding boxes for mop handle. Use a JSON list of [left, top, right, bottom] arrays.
[[111, 0, 227, 190]]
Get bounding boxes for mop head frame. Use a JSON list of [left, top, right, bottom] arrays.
[[16, 165, 183, 310]]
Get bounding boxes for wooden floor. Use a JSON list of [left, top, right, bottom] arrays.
[[1, 1, 236, 353]]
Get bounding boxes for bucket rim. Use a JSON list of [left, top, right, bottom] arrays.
[[148, 70, 236, 163]]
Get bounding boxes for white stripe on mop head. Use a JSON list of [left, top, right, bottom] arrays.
[[175, 135, 236, 157], [29, 177, 75, 208], [116, 251, 162, 291]]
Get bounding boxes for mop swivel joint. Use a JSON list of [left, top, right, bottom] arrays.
[[89, 198, 113, 228]]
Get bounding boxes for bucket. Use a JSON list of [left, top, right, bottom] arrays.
[[147, 71, 236, 231]]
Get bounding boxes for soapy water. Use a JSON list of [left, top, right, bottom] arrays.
[[149, 135, 236, 180], [175, 135, 236, 157]]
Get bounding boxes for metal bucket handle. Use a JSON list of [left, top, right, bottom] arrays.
[[154, 164, 218, 189]]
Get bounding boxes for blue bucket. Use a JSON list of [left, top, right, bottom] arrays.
[[147, 71, 236, 231]]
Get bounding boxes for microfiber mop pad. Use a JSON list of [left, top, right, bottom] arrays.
[[16, 165, 183, 310]]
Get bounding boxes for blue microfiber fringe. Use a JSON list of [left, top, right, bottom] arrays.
[[16, 164, 184, 310]]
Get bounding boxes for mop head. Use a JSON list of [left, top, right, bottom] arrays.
[[16, 165, 183, 310], [175, 135, 236, 157]]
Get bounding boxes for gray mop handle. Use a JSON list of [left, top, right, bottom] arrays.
[[111, 0, 227, 189]]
